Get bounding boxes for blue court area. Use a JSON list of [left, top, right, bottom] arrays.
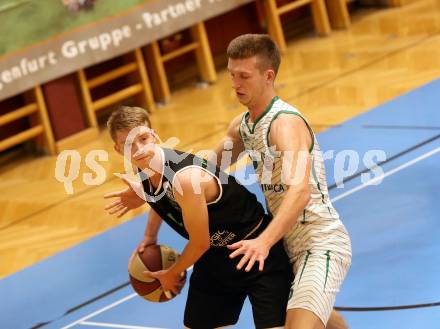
[[1, 79, 440, 329]]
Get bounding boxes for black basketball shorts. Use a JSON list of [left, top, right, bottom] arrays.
[[184, 240, 292, 329]]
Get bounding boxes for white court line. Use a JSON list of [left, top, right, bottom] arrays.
[[63, 148, 440, 328], [60, 293, 138, 329], [81, 320, 166, 329], [332, 147, 440, 203], [62, 266, 193, 329]]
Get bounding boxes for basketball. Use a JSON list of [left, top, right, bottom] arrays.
[[128, 244, 185, 302]]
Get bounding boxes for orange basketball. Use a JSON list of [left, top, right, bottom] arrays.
[[128, 244, 185, 302]]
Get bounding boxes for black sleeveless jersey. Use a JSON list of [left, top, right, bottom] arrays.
[[140, 148, 267, 247]]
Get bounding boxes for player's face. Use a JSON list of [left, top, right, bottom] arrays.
[[114, 124, 157, 169], [227, 56, 268, 108]]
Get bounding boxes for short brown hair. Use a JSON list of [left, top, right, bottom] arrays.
[[227, 34, 281, 74], [107, 106, 151, 141]]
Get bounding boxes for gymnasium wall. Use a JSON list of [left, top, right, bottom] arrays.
[[0, 0, 255, 101]]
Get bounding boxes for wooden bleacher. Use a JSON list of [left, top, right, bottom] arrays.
[[143, 22, 217, 104], [77, 48, 155, 130], [261, 0, 332, 53], [326, 0, 351, 28], [0, 86, 56, 155]]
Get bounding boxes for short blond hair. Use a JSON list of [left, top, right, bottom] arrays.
[[107, 106, 151, 141], [227, 34, 281, 75]]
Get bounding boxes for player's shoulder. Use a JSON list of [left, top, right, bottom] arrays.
[[273, 97, 300, 113], [270, 98, 305, 123], [173, 165, 213, 191], [231, 112, 247, 126], [269, 101, 311, 145], [227, 112, 247, 138], [271, 112, 306, 130]]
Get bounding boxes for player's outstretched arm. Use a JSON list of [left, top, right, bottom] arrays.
[[229, 114, 312, 270], [104, 174, 146, 217], [210, 114, 245, 170], [146, 168, 211, 295]]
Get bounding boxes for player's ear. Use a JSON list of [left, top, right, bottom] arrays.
[[266, 69, 276, 84], [114, 143, 122, 155]]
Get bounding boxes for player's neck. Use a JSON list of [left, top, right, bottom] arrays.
[[149, 171, 162, 189], [248, 91, 277, 122], [144, 146, 164, 189]]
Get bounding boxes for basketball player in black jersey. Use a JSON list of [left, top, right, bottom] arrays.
[[105, 106, 292, 329]]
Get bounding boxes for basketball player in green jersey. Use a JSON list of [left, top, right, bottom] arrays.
[[212, 34, 352, 329], [105, 35, 352, 329]]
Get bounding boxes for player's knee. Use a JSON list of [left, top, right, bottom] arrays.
[[285, 308, 324, 329], [326, 310, 349, 329]]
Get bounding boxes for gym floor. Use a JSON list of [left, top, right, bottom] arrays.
[[1, 78, 439, 329]]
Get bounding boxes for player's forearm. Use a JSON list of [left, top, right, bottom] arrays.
[[210, 139, 243, 170], [209, 142, 225, 168], [259, 187, 310, 247], [144, 212, 162, 239], [171, 173, 211, 275], [168, 240, 209, 275]]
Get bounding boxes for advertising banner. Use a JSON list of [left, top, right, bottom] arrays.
[[0, 0, 253, 100]]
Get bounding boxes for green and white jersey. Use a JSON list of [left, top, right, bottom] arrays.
[[239, 96, 352, 260]]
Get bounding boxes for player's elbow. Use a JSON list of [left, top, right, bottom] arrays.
[[197, 240, 211, 253], [202, 236, 211, 251], [192, 237, 210, 253], [299, 184, 311, 207]]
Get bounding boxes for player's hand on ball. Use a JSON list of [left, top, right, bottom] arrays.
[[228, 237, 269, 272], [137, 236, 157, 253], [127, 236, 157, 270], [144, 269, 185, 297]]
